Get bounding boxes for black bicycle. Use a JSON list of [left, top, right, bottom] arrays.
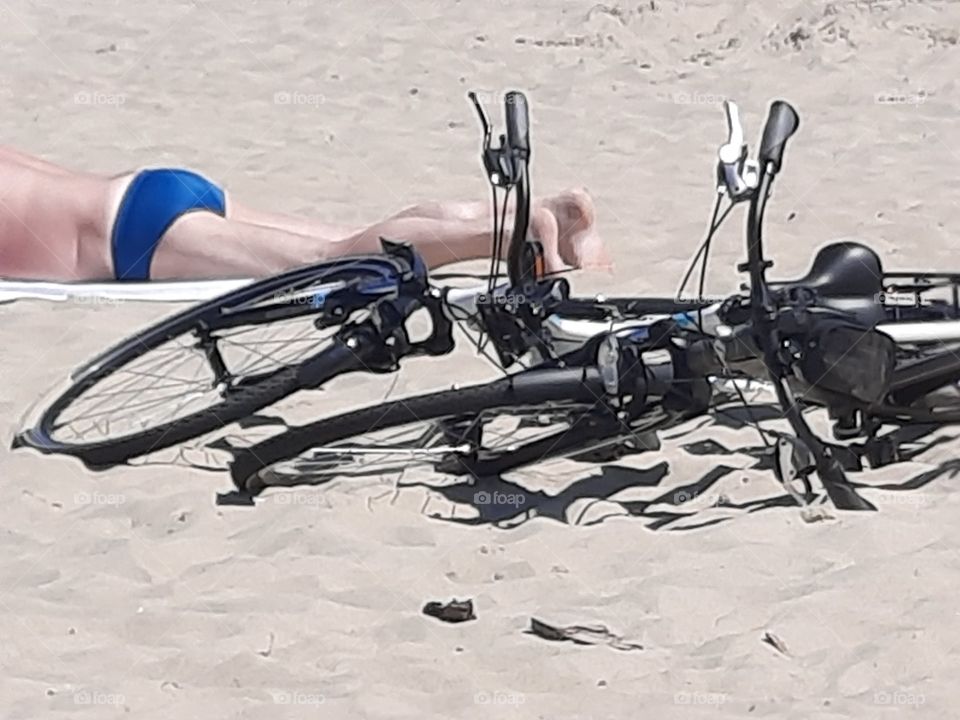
[[226, 98, 960, 512], [17, 93, 960, 513]]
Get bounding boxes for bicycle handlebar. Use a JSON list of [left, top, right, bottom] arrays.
[[502, 91, 533, 288], [504, 91, 530, 155], [758, 100, 800, 173], [739, 100, 875, 510]]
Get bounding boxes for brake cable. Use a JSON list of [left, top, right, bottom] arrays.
[[487, 185, 512, 295], [676, 186, 775, 451], [676, 193, 733, 301]]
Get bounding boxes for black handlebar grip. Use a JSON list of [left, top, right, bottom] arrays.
[[758, 100, 800, 173], [504, 91, 530, 153]]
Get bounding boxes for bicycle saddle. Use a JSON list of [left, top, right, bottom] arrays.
[[768, 241, 885, 327], [773, 241, 883, 298]]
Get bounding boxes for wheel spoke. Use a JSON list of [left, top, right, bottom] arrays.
[[57, 387, 212, 428], [47, 315, 339, 443], [59, 347, 211, 427], [217, 318, 331, 377]]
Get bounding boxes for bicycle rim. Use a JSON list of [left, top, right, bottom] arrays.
[[20, 260, 398, 456]]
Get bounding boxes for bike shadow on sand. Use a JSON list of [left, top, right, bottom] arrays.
[[679, 421, 957, 474], [204, 409, 778, 528], [404, 418, 960, 530], [210, 409, 959, 528], [404, 461, 788, 531], [411, 454, 960, 531], [697, 403, 957, 463], [389, 404, 782, 530], [851, 458, 960, 494]]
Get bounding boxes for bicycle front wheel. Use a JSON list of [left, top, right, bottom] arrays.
[[229, 366, 653, 496]]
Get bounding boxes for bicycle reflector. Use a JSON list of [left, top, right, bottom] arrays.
[[597, 334, 620, 396]]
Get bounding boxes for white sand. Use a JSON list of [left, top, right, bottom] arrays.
[[3, 0, 960, 717]]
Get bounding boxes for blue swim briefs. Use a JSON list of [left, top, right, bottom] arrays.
[[111, 168, 226, 280]]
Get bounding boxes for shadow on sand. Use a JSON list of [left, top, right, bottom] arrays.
[[213, 409, 960, 529], [380, 418, 960, 530], [403, 461, 780, 531]]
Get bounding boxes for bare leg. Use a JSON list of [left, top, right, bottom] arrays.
[[332, 189, 607, 272], [152, 210, 546, 279], [151, 190, 604, 280], [225, 189, 605, 274], [151, 213, 327, 279], [228, 202, 360, 242]]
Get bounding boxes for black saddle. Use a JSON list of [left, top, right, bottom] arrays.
[[774, 241, 883, 297], [771, 241, 885, 326]]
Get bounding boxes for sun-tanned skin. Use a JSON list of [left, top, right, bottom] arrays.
[[0, 148, 607, 282]]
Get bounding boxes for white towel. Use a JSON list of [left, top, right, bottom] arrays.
[[0, 278, 253, 304]]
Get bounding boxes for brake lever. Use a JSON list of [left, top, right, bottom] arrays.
[[717, 100, 759, 200], [468, 91, 492, 146], [469, 92, 520, 188], [719, 99, 745, 162]]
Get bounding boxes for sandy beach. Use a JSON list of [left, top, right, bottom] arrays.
[[3, 0, 960, 717]]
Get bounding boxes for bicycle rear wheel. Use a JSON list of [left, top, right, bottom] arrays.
[[878, 342, 960, 423], [229, 366, 661, 496], [15, 256, 406, 468]]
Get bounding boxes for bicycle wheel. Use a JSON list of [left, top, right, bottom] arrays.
[[874, 342, 960, 423], [15, 256, 407, 467], [229, 366, 664, 495]]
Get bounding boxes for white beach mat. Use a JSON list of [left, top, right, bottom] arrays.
[[0, 278, 254, 304]]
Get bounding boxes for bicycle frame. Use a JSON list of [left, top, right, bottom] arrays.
[[219, 95, 960, 509], [337, 94, 960, 434], [445, 280, 960, 359]]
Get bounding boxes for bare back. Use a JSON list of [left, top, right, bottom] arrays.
[[0, 149, 115, 281]]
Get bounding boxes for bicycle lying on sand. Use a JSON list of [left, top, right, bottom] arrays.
[[17, 92, 960, 512]]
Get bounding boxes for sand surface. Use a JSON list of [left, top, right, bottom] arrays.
[[3, 0, 960, 717]]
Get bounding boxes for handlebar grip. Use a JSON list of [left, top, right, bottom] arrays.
[[504, 91, 530, 154], [758, 100, 800, 173]]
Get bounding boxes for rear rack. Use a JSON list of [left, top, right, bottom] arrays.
[[881, 271, 960, 320]]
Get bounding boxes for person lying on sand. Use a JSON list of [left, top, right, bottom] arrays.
[[0, 146, 607, 282]]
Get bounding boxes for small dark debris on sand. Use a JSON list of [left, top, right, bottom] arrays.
[[422, 598, 476, 623], [762, 631, 790, 656], [528, 618, 643, 651], [257, 632, 275, 657]]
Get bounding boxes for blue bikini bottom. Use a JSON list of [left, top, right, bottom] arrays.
[[111, 168, 226, 280]]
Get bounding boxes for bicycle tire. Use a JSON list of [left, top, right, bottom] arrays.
[[19, 342, 366, 469], [230, 366, 607, 494], [15, 256, 402, 467]]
